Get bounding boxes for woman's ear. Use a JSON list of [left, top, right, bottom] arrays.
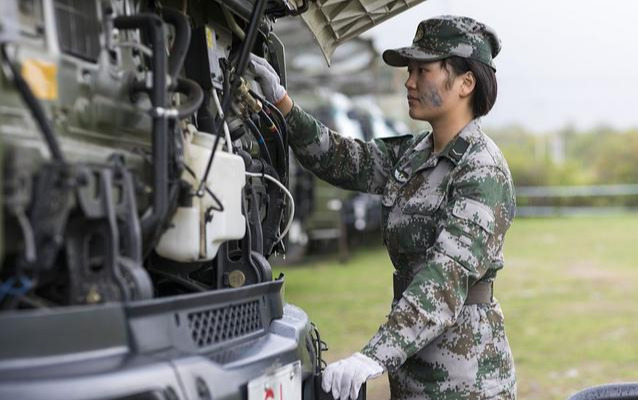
[[459, 71, 476, 98]]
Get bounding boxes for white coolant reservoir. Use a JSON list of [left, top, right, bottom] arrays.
[[155, 207, 200, 261], [191, 131, 246, 257], [156, 128, 246, 262]]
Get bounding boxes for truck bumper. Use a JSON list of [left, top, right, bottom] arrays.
[[0, 278, 321, 400]]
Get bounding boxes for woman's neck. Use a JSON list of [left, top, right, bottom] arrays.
[[430, 109, 474, 153]]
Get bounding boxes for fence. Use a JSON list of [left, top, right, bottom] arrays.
[[515, 184, 638, 217]]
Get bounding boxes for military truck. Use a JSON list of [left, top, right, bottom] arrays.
[[0, 0, 431, 399]]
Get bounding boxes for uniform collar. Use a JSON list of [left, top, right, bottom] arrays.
[[394, 119, 483, 181], [425, 118, 482, 165], [443, 118, 482, 159]]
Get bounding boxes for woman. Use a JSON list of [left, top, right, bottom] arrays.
[[251, 15, 516, 400]]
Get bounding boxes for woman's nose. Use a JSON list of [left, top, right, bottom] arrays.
[[405, 73, 416, 90]]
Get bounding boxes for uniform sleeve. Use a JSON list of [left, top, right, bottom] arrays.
[[360, 164, 515, 372], [286, 104, 414, 194]]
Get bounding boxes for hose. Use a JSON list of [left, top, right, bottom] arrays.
[[222, 5, 246, 41], [174, 77, 203, 118], [130, 77, 203, 119], [114, 14, 169, 239], [161, 8, 191, 81], [288, 0, 310, 16]]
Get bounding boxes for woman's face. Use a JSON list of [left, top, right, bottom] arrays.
[[405, 60, 465, 122]]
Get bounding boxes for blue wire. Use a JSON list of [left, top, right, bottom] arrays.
[[0, 276, 33, 303]]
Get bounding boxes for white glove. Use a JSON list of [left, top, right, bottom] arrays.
[[249, 54, 287, 104], [321, 352, 384, 400]]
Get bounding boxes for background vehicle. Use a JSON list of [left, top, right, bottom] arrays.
[[284, 90, 407, 262], [286, 90, 364, 262]]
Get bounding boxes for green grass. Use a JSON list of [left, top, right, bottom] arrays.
[[274, 215, 638, 400]]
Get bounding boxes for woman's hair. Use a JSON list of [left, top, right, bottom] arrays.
[[441, 56, 497, 118]]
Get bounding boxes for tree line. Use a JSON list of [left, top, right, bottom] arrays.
[[489, 125, 638, 207]]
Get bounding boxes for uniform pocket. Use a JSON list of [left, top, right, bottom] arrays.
[[452, 198, 495, 234], [389, 194, 443, 255]]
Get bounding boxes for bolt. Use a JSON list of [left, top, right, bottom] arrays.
[[85, 286, 101, 304]]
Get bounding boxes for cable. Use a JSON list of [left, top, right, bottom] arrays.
[[258, 109, 285, 158], [16, 209, 36, 264], [115, 41, 153, 56], [245, 118, 273, 166], [249, 89, 287, 139], [263, 106, 282, 135], [183, 165, 224, 211], [0, 44, 66, 163], [152, 269, 208, 292], [246, 171, 295, 245], [196, 0, 267, 196], [257, 109, 287, 188], [221, 5, 246, 41], [268, 0, 310, 18], [265, 105, 285, 138], [211, 89, 233, 153], [249, 89, 288, 183], [0, 276, 33, 304]]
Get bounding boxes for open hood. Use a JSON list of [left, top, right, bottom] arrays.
[[297, 0, 427, 64]]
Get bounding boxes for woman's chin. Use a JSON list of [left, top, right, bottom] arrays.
[[408, 108, 426, 121]]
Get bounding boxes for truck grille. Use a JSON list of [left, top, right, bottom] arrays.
[[54, 0, 101, 62], [187, 300, 262, 347]]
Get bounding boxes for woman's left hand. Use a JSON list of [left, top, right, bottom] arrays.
[[321, 352, 384, 400]]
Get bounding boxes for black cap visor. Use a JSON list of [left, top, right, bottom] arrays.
[[382, 46, 448, 67]]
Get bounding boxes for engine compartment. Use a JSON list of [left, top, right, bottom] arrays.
[[0, 0, 296, 308]]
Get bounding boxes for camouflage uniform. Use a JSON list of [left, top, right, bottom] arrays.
[[286, 107, 516, 399], [285, 14, 516, 400]]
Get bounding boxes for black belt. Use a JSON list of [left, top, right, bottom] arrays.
[[393, 272, 493, 305], [464, 281, 493, 304]]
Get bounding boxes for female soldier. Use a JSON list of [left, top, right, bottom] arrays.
[[251, 15, 517, 400]]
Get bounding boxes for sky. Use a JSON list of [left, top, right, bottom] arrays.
[[363, 0, 638, 132]]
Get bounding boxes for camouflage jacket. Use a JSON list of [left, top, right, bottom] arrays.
[[286, 104, 517, 399]]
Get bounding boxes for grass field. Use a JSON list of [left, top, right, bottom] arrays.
[[274, 215, 638, 400]]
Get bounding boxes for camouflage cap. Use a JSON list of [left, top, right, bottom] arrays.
[[382, 15, 502, 70]]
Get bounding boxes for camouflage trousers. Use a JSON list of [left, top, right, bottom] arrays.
[[387, 301, 516, 400]]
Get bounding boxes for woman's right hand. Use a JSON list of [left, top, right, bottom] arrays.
[[249, 54, 288, 106]]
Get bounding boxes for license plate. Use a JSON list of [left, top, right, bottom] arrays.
[[248, 361, 302, 400]]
